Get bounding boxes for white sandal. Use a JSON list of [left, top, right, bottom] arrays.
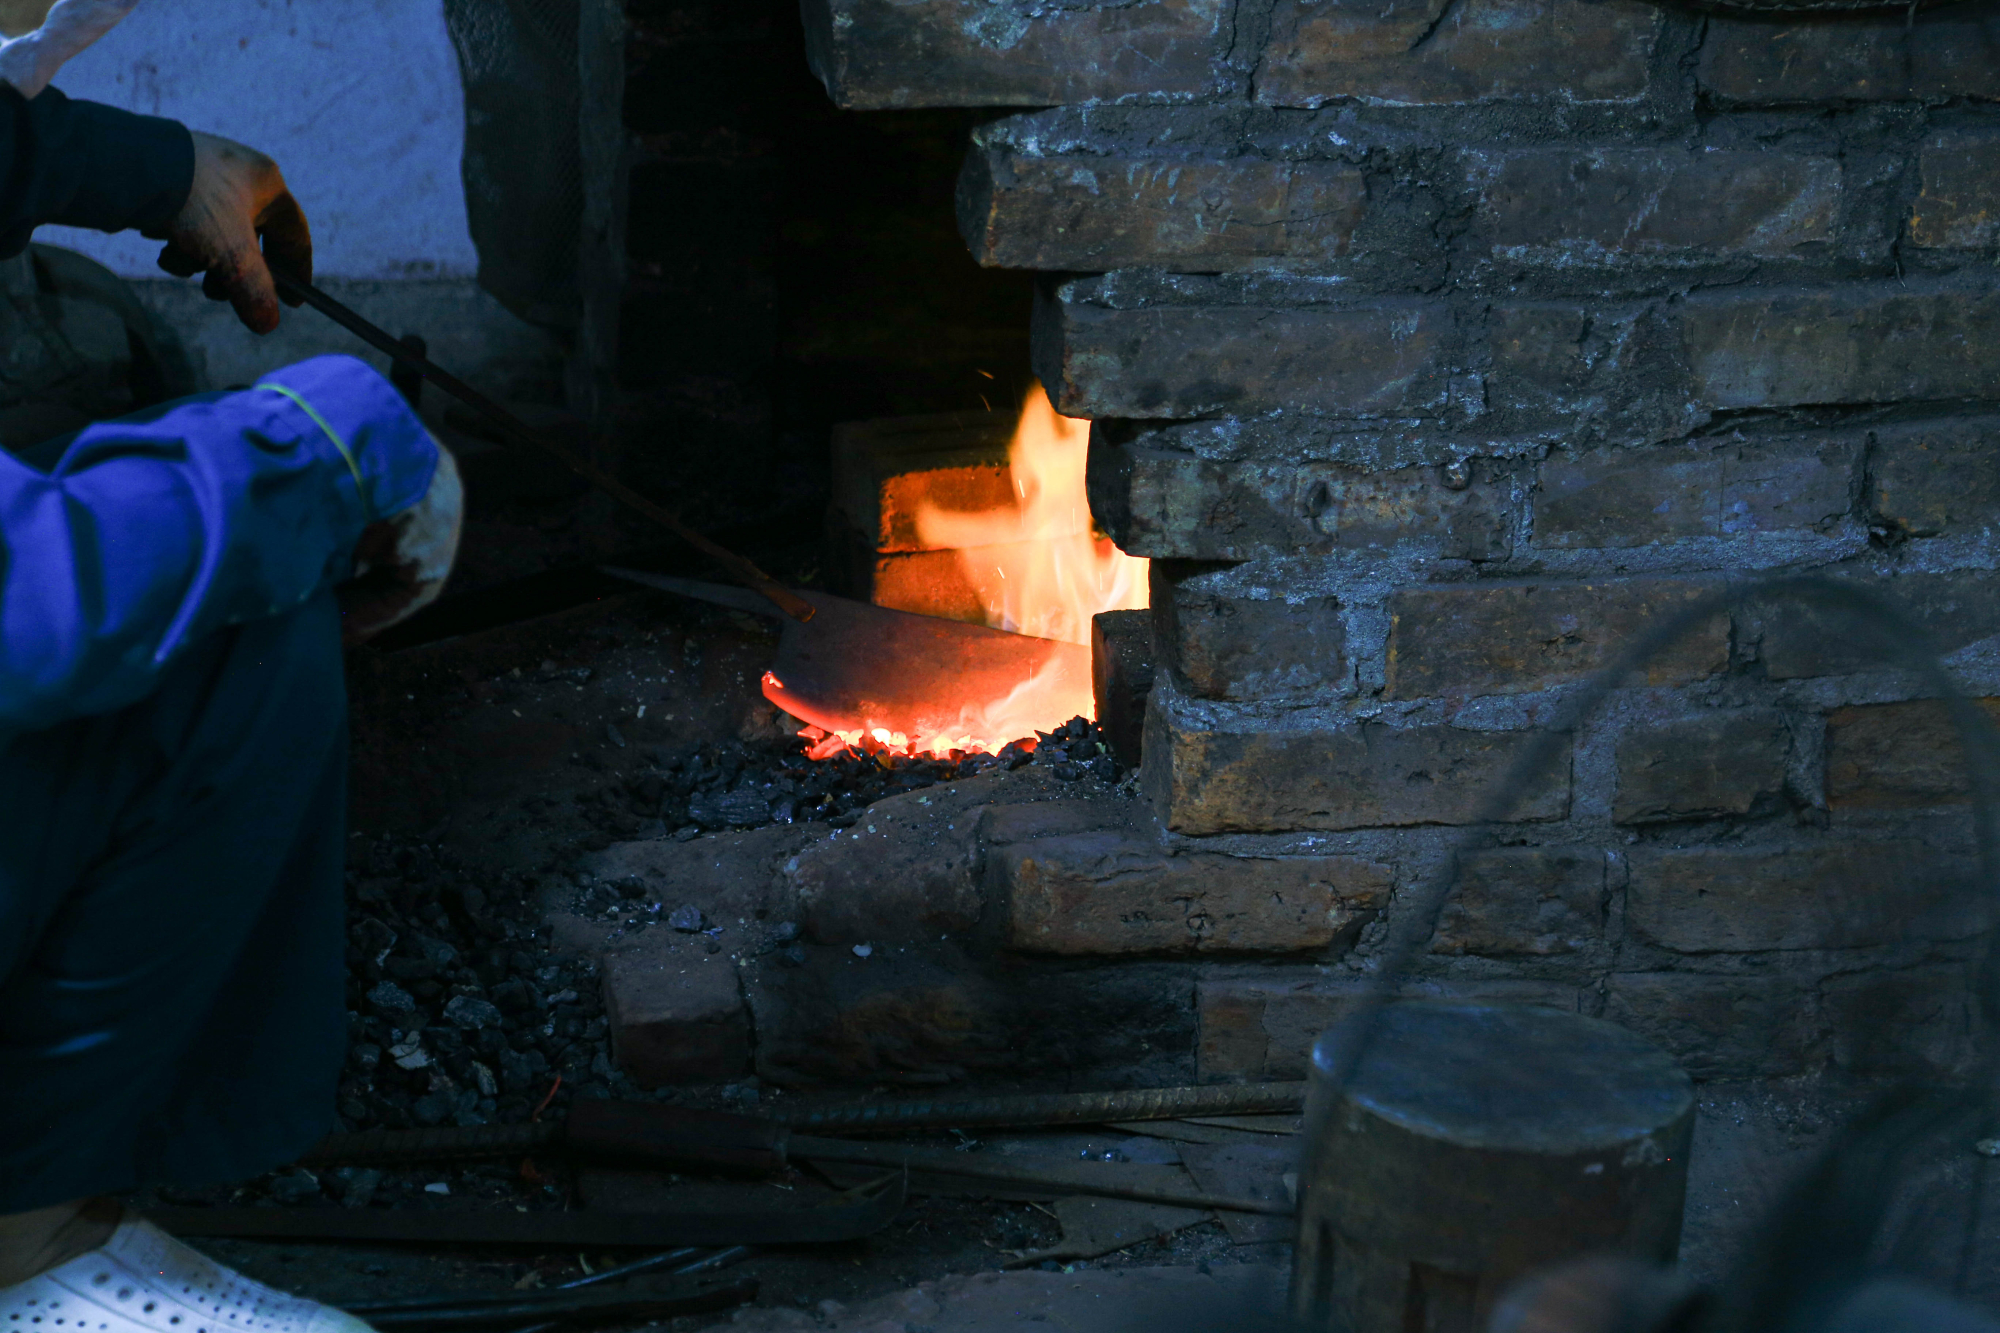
[[0, 1216, 372, 1333]]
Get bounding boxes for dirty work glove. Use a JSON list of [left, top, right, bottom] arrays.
[[0, 0, 140, 99], [340, 442, 462, 645], [144, 130, 312, 335]]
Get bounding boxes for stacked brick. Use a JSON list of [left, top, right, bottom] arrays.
[[802, 0, 2000, 1083]]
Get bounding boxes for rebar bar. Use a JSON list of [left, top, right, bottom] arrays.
[[299, 1083, 1308, 1167], [779, 1082, 1308, 1135]]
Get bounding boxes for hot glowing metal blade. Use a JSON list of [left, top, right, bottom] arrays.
[[601, 569, 1094, 749]]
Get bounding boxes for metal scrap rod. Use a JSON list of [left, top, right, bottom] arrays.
[[780, 1082, 1309, 1135], [340, 1277, 756, 1329], [300, 1120, 556, 1164], [300, 1084, 1310, 1167], [789, 1135, 1293, 1217], [269, 269, 815, 624]]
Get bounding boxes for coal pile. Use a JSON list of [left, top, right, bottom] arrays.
[[332, 717, 1121, 1138], [607, 715, 1122, 838], [339, 838, 631, 1138]]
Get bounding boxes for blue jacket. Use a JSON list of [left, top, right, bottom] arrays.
[[0, 90, 438, 733]]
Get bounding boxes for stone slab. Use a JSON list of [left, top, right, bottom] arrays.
[[960, 144, 1368, 271], [1614, 710, 1789, 825], [1821, 964, 1977, 1081], [1535, 437, 1856, 549], [1603, 971, 1820, 1080], [1623, 842, 1982, 954], [1385, 579, 1730, 699], [744, 942, 1195, 1087], [1682, 282, 2000, 412], [995, 831, 1392, 955], [1867, 417, 2000, 539], [1195, 973, 1585, 1082], [979, 797, 1132, 846], [1698, 10, 2000, 105], [1089, 438, 1512, 561], [1154, 577, 1348, 703], [1488, 301, 1697, 447], [578, 823, 825, 933], [1476, 148, 1838, 261], [1257, 0, 1660, 108], [1142, 699, 1571, 835], [802, 0, 1233, 109], [1825, 698, 2000, 809], [785, 769, 1073, 946], [1748, 571, 2000, 680], [1036, 294, 1448, 420], [601, 936, 750, 1086], [1911, 134, 2000, 250], [1430, 845, 1608, 957], [1092, 608, 1157, 770]]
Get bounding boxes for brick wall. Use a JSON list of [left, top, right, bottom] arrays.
[[801, 0, 2000, 1082]]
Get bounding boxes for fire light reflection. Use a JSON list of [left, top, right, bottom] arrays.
[[767, 383, 1146, 761]]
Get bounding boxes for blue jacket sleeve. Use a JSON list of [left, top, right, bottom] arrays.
[[0, 355, 438, 733], [0, 84, 194, 257]]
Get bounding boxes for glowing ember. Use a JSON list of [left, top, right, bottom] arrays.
[[913, 382, 1150, 647], [767, 383, 1145, 760], [763, 621, 1090, 760]]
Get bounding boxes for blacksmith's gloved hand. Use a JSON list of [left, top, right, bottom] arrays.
[[144, 130, 312, 335], [340, 442, 463, 645]]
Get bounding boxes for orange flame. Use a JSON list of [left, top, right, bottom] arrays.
[[770, 382, 1146, 761], [913, 382, 1149, 646]]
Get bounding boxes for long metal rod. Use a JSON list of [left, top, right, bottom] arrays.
[[269, 269, 815, 624], [345, 1277, 755, 1329], [790, 1136, 1291, 1216], [301, 1121, 555, 1165], [505, 1250, 757, 1333], [345, 1251, 711, 1316], [146, 1172, 903, 1246], [301, 1084, 1311, 1168], [780, 1082, 1309, 1135]]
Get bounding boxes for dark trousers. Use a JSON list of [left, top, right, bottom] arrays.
[[0, 592, 348, 1212]]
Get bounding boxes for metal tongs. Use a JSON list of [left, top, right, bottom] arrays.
[[270, 269, 815, 624]]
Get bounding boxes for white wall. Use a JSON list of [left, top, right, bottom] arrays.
[[36, 0, 479, 281]]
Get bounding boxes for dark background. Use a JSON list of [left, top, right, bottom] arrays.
[[617, 0, 1033, 538], [401, 0, 1038, 644]]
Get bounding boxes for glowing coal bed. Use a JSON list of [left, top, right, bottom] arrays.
[[647, 714, 1121, 837], [773, 383, 1146, 766]]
